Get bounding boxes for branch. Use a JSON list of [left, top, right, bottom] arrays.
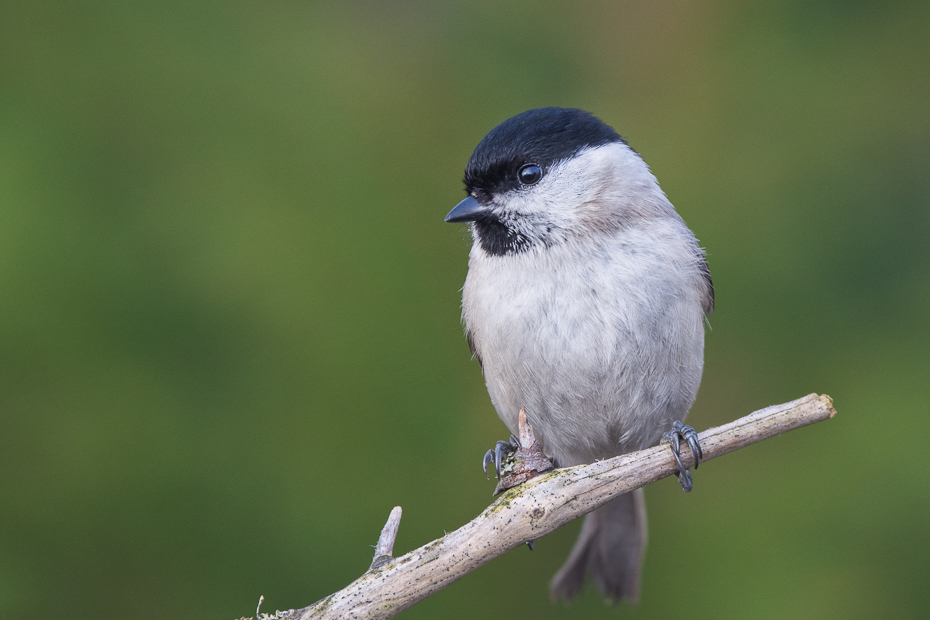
[[259, 393, 836, 620]]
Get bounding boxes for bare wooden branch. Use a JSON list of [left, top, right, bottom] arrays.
[[261, 394, 835, 620]]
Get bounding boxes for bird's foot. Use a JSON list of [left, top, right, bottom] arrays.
[[483, 408, 555, 495], [661, 420, 703, 493], [482, 435, 521, 479]]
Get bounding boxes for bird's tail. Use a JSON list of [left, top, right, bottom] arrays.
[[549, 488, 647, 604]]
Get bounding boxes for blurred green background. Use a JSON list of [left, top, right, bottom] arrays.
[[2, 1, 929, 618]]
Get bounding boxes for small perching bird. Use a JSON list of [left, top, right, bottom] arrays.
[[445, 108, 712, 603]]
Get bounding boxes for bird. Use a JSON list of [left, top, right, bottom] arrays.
[[444, 107, 713, 604]]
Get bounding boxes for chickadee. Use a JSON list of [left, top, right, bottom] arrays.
[[445, 108, 713, 603]]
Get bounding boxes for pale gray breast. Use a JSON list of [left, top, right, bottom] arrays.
[[463, 223, 707, 466]]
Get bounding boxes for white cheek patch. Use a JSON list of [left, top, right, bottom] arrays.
[[497, 142, 654, 238]]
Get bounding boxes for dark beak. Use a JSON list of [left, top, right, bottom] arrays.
[[444, 195, 490, 223]]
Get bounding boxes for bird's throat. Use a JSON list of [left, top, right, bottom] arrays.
[[474, 216, 532, 256]]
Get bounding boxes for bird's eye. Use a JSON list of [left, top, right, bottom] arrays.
[[518, 164, 542, 186]]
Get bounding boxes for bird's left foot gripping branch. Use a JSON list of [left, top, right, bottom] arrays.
[[483, 407, 554, 495]]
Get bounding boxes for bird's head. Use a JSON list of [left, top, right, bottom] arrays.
[[445, 108, 670, 257]]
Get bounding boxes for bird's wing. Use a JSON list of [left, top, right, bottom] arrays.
[[465, 326, 483, 368], [698, 254, 714, 316]]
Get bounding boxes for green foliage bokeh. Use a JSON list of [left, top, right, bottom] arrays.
[[1, 1, 929, 618]]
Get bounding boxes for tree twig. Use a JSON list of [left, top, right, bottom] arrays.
[[258, 393, 836, 620], [370, 507, 402, 570]]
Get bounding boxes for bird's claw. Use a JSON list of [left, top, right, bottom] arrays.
[[662, 420, 703, 493], [482, 436, 521, 479]]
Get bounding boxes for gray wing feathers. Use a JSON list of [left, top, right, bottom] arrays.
[[465, 325, 483, 368], [699, 255, 714, 316]]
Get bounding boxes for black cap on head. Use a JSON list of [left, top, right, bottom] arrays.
[[463, 107, 625, 200]]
